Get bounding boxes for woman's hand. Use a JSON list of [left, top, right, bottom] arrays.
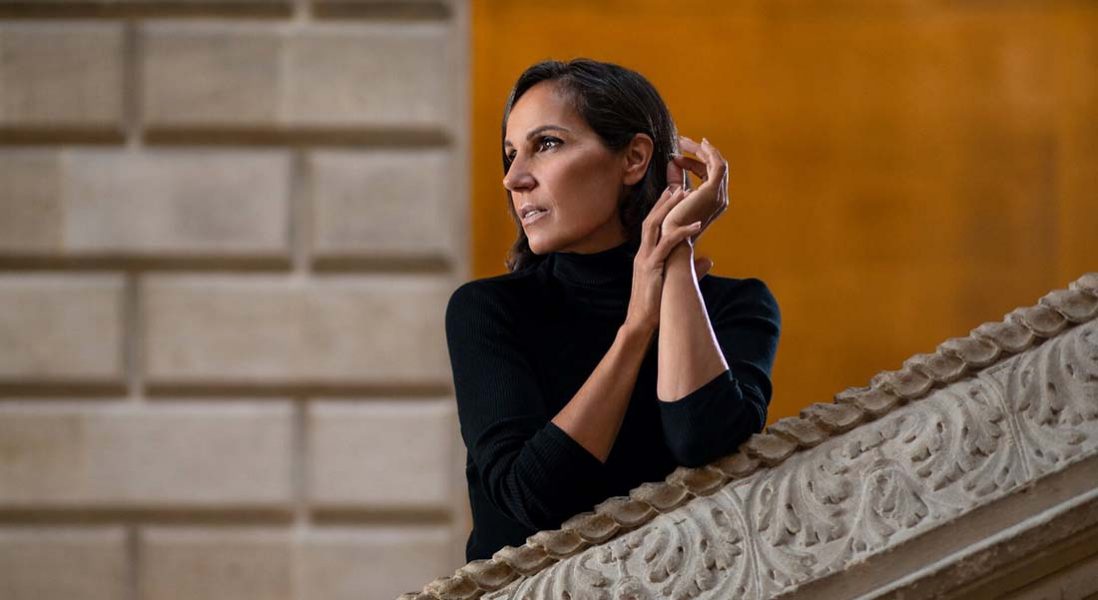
[[662, 135, 729, 244], [624, 186, 704, 335]]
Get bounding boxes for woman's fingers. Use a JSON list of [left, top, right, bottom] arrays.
[[665, 158, 687, 190], [701, 138, 728, 171], [657, 186, 689, 219], [676, 136, 707, 179], [679, 136, 729, 185], [642, 187, 674, 229], [693, 140, 723, 186], [649, 191, 687, 246], [655, 220, 702, 257], [641, 187, 681, 247], [671, 154, 708, 185], [645, 186, 687, 229], [679, 135, 731, 223], [675, 137, 719, 200], [671, 136, 707, 191], [698, 139, 730, 193], [678, 135, 702, 153]]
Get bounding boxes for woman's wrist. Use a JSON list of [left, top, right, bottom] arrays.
[[665, 239, 695, 275], [619, 318, 656, 346]]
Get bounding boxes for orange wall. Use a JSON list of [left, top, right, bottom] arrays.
[[470, 1, 1097, 424]]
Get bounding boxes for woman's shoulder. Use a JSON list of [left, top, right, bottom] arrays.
[[446, 267, 544, 321], [699, 273, 780, 317], [700, 273, 775, 295]]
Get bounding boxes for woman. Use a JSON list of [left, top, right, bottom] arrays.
[[445, 58, 781, 563]]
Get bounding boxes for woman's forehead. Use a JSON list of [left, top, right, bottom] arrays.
[[505, 84, 583, 143]]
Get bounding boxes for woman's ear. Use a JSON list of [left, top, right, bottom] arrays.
[[621, 132, 654, 186]]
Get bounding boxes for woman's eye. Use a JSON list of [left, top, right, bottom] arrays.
[[506, 137, 561, 162], [538, 136, 561, 151]]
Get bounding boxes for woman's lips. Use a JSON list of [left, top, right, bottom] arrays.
[[522, 209, 549, 226]]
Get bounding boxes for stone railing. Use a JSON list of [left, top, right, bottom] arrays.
[[400, 272, 1098, 599]]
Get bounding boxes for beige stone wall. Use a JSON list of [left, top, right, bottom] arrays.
[[0, 1, 470, 599]]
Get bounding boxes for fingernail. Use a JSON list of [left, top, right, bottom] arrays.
[[702, 137, 710, 145], [690, 221, 702, 229]]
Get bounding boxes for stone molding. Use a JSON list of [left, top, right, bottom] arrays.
[[399, 272, 1098, 600]]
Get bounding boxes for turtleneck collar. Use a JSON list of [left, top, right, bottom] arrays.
[[548, 240, 636, 288]]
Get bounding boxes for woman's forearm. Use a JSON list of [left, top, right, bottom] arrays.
[[550, 323, 654, 463], [657, 241, 729, 402]]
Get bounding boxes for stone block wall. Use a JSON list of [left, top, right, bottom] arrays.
[[0, 1, 470, 599]]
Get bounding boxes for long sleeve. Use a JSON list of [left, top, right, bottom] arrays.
[[658, 277, 782, 468], [445, 281, 610, 532]]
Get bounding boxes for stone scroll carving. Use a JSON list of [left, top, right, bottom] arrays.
[[399, 272, 1098, 600]]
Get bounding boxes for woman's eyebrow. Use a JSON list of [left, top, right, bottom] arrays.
[[504, 124, 571, 148]]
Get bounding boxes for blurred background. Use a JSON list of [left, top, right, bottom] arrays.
[[0, 0, 1094, 598]]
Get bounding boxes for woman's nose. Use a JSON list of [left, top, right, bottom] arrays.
[[503, 156, 534, 191]]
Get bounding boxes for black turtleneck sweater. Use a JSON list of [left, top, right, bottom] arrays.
[[444, 241, 781, 563]]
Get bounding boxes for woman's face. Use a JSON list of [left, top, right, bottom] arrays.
[[503, 81, 635, 255]]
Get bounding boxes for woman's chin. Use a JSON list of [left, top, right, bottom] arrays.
[[525, 233, 554, 255], [526, 236, 544, 255]]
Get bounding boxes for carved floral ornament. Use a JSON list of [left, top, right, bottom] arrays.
[[400, 272, 1098, 600]]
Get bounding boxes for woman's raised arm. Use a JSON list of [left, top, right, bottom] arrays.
[[656, 137, 782, 467]]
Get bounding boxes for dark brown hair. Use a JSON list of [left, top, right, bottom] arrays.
[[501, 58, 681, 272]]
